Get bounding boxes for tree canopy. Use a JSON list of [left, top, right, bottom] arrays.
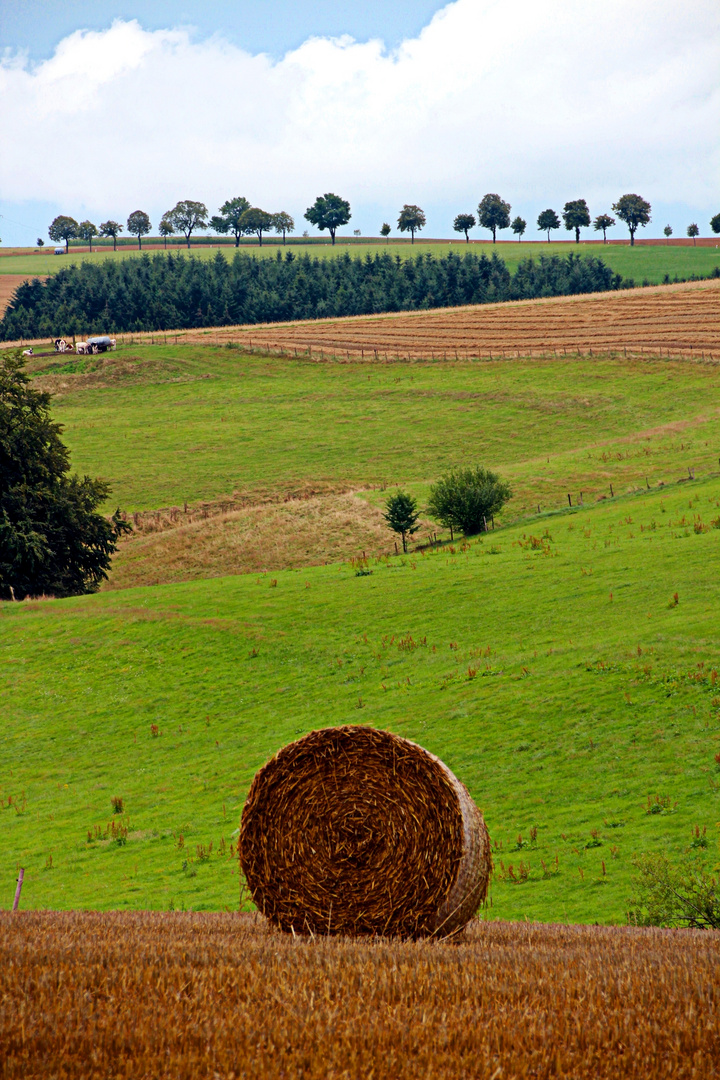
[[383, 492, 420, 553], [239, 208, 274, 246], [593, 214, 615, 243], [612, 194, 651, 246], [537, 209, 560, 242], [511, 216, 526, 241], [562, 199, 591, 243], [159, 214, 175, 248], [427, 466, 512, 537], [165, 200, 209, 248], [453, 214, 476, 243], [397, 205, 426, 244], [49, 215, 78, 253], [78, 220, 98, 252], [126, 211, 151, 250], [272, 212, 295, 245], [477, 194, 511, 243], [0, 352, 129, 600], [210, 197, 251, 247], [99, 220, 123, 251], [711, 214, 720, 235], [304, 193, 351, 245]]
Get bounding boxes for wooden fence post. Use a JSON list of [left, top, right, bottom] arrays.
[[12, 868, 24, 911]]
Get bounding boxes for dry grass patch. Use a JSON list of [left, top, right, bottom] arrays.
[[105, 489, 417, 589]]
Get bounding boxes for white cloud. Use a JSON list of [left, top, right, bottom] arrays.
[[1, 1, 718, 234]]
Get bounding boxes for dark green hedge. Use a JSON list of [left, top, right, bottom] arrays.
[[1, 250, 624, 340]]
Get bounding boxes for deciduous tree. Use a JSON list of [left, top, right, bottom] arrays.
[[427, 466, 512, 537], [127, 211, 151, 250], [593, 214, 615, 243], [159, 214, 175, 249], [397, 205, 426, 244], [383, 491, 420, 553], [537, 209, 560, 242], [166, 200, 209, 248], [238, 208, 274, 247], [511, 216, 526, 241], [99, 220, 123, 251], [0, 351, 130, 600], [711, 214, 720, 235], [453, 213, 476, 243], [687, 223, 699, 246], [272, 212, 295, 245], [304, 193, 351, 246], [612, 194, 651, 246], [562, 199, 591, 243], [78, 221, 98, 252], [477, 194, 511, 243], [663, 225, 673, 244], [380, 223, 391, 243], [210, 197, 251, 247], [48, 215, 78, 253]]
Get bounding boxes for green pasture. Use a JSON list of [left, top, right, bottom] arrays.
[[20, 345, 720, 518], [2, 240, 719, 286], [2, 476, 720, 920]]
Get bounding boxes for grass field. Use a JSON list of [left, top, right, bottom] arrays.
[[2, 912, 718, 1079], [1, 239, 719, 286], [2, 472, 720, 921]]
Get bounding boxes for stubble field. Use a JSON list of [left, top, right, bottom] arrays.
[[1, 912, 718, 1080]]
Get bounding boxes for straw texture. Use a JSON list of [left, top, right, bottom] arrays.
[[239, 725, 491, 938]]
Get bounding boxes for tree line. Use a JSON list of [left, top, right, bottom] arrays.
[[1, 250, 624, 340], [46, 193, 720, 253]]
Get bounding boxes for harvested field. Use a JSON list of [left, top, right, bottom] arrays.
[[0, 274, 46, 319], [164, 279, 720, 360], [2, 912, 718, 1079]]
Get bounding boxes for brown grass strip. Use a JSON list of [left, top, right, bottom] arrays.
[[240, 726, 491, 938]]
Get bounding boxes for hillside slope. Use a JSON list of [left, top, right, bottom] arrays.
[[2, 476, 719, 921]]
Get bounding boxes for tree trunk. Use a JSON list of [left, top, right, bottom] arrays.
[[411, 230, 414, 244], [575, 227, 580, 243], [547, 231, 550, 242], [65, 238, 69, 253], [330, 228, 336, 246], [139, 236, 142, 250], [258, 230, 263, 247], [113, 236, 117, 251], [465, 232, 469, 243], [402, 532, 407, 553], [283, 230, 286, 245], [492, 227, 496, 243]]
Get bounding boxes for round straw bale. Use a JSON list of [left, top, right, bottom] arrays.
[[239, 725, 491, 938]]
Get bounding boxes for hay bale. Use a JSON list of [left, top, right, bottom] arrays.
[[239, 725, 491, 938]]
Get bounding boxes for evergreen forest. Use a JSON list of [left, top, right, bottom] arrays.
[[0, 250, 624, 338]]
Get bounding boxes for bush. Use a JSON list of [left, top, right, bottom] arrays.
[[627, 852, 720, 929], [427, 467, 511, 537]]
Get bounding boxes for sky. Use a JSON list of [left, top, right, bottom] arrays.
[[1, 0, 719, 246]]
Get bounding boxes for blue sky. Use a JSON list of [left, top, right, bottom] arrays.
[[0, 1, 445, 61], [1, 0, 718, 247]]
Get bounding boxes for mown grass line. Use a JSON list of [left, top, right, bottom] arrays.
[[2, 477, 719, 920]]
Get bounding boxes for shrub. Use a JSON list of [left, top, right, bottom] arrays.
[[627, 852, 720, 929], [427, 466, 511, 536]]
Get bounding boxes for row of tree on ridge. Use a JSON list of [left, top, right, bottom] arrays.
[[46, 195, 720, 254]]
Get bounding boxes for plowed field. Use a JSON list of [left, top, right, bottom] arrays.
[[167, 278, 719, 359], [2, 912, 718, 1080]]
